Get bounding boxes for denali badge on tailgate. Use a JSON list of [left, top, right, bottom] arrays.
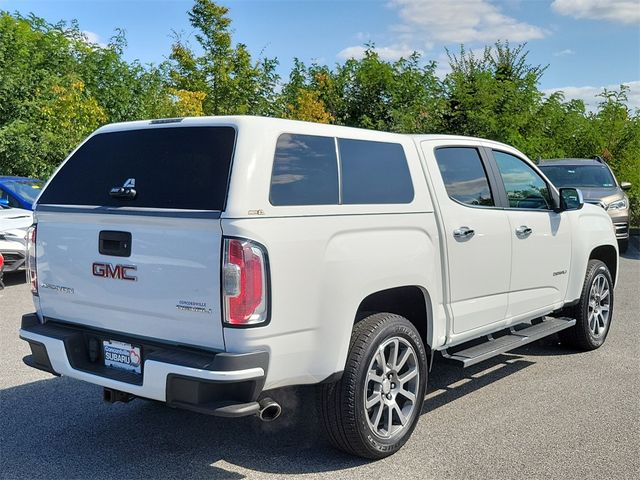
[[92, 262, 137, 281]]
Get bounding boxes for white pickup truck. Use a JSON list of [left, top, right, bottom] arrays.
[[20, 116, 618, 459]]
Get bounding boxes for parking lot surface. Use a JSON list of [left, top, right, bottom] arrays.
[[1, 242, 639, 479]]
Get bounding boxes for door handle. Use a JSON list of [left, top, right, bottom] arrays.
[[99, 230, 132, 257], [515, 225, 533, 237], [453, 226, 475, 239]]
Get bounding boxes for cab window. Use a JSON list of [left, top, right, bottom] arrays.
[[434, 147, 494, 207], [338, 139, 414, 204], [493, 151, 551, 210], [270, 134, 339, 206]]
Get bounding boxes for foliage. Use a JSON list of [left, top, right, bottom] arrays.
[[277, 47, 443, 134], [0, 12, 178, 176], [167, 0, 279, 116], [0, 14, 109, 176], [284, 89, 334, 124], [0, 3, 638, 224], [441, 42, 546, 149], [170, 89, 207, 117], [592, 87, 640, 225]]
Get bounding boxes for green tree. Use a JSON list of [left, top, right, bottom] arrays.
[[284, 89, 334, 123], [167, 0, 279, 116], [0, 12, 185, 176], [277, 46, 442, 133], [441, 41, 546, 149], [331, 46, 442, 132], [276, 59, 334, 123], [591, 87, 640, 224], [0, 14, 109, 176]]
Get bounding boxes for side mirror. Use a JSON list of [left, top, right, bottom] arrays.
[[0, 198, 9, 207], [559, 187, 584, 211], [620, 181, 632, 191]]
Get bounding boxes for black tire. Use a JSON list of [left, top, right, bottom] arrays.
[[559, 259, 614, 350], [320, 313, 427, 459], [618, 238, 628, 254]]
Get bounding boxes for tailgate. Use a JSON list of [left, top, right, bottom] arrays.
[[36, 210, 225, 350]]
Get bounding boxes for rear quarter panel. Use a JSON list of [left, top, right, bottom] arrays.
[[221, 214, 442, 389]]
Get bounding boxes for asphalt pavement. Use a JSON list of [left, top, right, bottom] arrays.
[[1, 242, 638, 479]]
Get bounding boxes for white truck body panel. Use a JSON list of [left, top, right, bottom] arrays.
[[504, 209, 571, 318], [221, 213, 443, 388]]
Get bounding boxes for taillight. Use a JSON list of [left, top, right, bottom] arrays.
[[27, 225, 37, 295], [222, 238, 269, 326]]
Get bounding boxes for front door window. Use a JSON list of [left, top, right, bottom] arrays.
[[493, 151, 551, 210]]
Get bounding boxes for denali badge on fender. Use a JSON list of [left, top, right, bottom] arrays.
[[92, 262, 137, 281]]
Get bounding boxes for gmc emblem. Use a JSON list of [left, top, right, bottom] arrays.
[[92, 262, 137, 281]]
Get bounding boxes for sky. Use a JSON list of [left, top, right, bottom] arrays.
[[3, 0, 639, 110]]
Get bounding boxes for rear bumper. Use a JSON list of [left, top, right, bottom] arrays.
[[19, 314, 268, 417]]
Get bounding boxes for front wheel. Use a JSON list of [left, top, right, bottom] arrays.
[[560, 259, 614, 350], [320, 313, 427, 459]]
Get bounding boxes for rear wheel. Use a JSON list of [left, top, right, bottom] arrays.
[[560, 259, 613, 350], [320, 313, 427, 459]]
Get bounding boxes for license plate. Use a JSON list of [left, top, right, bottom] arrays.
[[103, 340, 142, 374]]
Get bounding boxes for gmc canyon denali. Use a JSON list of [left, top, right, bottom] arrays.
[[20, 116, 618, 459]]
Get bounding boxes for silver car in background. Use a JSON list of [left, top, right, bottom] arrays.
[[539, 157, 632, 252]]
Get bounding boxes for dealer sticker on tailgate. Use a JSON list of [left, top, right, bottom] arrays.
[[103, 340, 142, 374]]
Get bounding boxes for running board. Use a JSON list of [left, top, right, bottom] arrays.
[[441, 317, 576, 368]]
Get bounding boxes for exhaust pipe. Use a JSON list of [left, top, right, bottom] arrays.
[[257, 397, 281, 422], [103, 387, 135, 404]]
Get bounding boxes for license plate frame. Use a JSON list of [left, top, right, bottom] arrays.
[[103, 339, 142, 374]]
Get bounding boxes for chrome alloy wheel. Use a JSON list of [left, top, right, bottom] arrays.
[[588, 273, 611, 338], [364, 336, 420, 439]]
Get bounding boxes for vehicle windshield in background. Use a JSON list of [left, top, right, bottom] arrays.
[[37, 127, 236, 210], [540, 165, 616, 189], [3, 179, 45, 203]]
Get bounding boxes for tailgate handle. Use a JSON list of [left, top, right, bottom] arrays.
[[99, 231, 132, 257]]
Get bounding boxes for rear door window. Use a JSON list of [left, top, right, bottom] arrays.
[[270, 134, 339, 206], [338, 139, 414, 204], [434, 147, 495, 206], [37, 127, 236, 210]]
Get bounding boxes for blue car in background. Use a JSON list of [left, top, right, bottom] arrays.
[[0, 176, 45, 210]]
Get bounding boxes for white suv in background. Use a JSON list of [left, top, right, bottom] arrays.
[[0, 206, 33, 272]]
